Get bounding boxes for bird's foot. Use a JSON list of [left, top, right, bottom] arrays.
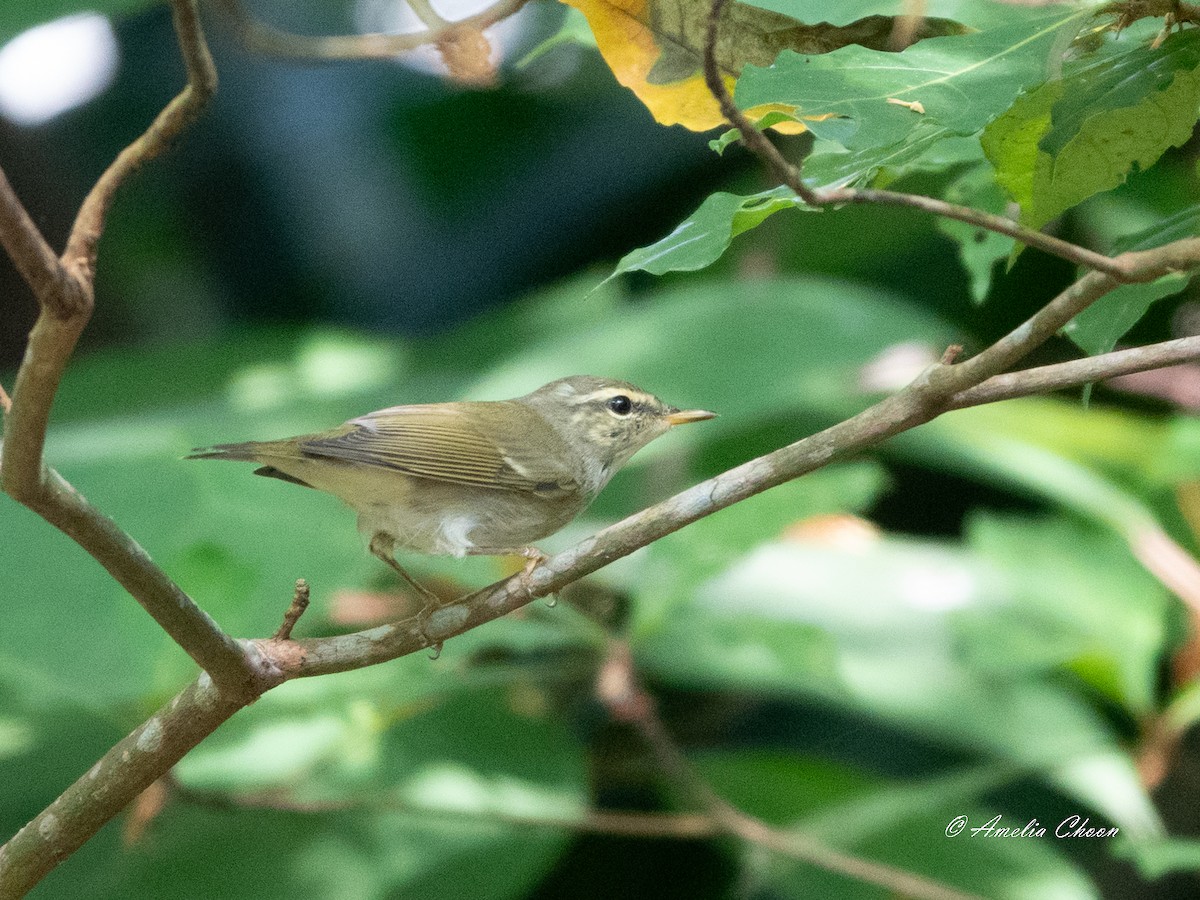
[[473, 546, 549, 597], [368, 533, 443, 611]]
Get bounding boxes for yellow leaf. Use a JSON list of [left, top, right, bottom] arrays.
[[560, 0, 968, 131]]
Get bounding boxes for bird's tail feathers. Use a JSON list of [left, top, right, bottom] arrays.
[[185, 440, 290, 462]]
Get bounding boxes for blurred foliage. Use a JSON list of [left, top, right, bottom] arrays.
[[4, 0, 1200, 899]]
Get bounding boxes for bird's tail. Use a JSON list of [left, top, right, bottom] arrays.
[[186, 441, 315, 487], [185, 440, 280, 462]]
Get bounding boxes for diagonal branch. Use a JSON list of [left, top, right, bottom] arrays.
[[949, 334, 1200, 408], [12, 311, 1200, 892], [701, 0, 1133, 279], [63, 0, 217, 283], [0, 169, 84, 317], [0, 0, 257, 698], [0, 675, 246, 898], [596, 638, 982, 900]]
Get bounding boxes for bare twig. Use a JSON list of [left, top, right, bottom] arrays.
[[597, 640, 981, 900], [63, 0, 216, 284], [211, 0, 529, 60], [0, 168, 84, 317], [949, 335, 1200, 408], [408, 0, 451, 29], [0, 2, 257, 695], [273, 579, 311, 641], [701, 0, 1134, 279], [173, 780, 719, 840]]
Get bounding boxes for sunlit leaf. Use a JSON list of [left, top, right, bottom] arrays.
[[560, 0, 967, 130], [984, 28, 1200, 231], [736, 6, 1088, 150], [608, 186, 803, 278]]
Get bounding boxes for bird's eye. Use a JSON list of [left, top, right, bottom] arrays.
[[607, 395, 633, 416]]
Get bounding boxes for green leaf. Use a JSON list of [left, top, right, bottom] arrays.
[[618, 123, 991, 279], [0, 0, 157, 47], [636, 524, 1160, 833], [607, 186, 803, 279], [735, 7, 1088, 151], [984, 28, 1200, 231], [935, 160, 1016, 302], [1113, 837, 1200, 880], [1064, 203, 1200, 354], [964, 514, 1170, 715]]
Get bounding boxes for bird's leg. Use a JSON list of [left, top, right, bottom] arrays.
[[470, 546, 549, 596], [369, 533, 442, 608]]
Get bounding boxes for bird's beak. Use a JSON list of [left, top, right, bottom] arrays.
[[665, 408, 717, 427]]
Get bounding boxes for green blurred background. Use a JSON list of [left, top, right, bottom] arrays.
[[4, 1, 1200, 898]]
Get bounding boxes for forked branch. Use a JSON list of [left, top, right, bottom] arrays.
[[7, 2, 1200, 897]]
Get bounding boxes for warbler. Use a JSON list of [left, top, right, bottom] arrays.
[[188, 376, 715, 598]]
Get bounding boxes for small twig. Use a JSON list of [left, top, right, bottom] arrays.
[[173, 780, 719, 840], [700, 0, 1133, 279], [0, 381, 11, 415], [0, 169, 84, 317], [211, 0, 529, 60], [949, 335, 1200, 408], [63, 0, 216, 285], [273, 579, 311, 641], [596, 639, 981, 900]]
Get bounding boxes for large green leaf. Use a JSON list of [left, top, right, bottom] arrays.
[[735, 6, 1088, 151], [983, 28, 1200, 231], [612, 124, 986, 280], [1063, 203, 1200, 355], [635, 517, 1162, 834]]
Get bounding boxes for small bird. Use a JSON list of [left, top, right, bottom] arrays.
[[188, 376, 715, 601]]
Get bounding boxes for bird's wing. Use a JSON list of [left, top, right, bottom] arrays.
[[298, 403, 579, 497]]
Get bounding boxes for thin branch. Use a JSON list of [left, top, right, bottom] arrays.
[[597, 640, 981, 900], [34, 469, 269, 693], [173, 781, 720, 840], [407, 0, 451, 30], [211, 0, 529, 60], [13, 296, 1200, 894], [0, 1, 257, 694], [62, 0, 216, 283], [0, 676, 246, 899], [949, 335, 1200, 408], [701, 0, 1133, 279], [0, 169, 84, 317]]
